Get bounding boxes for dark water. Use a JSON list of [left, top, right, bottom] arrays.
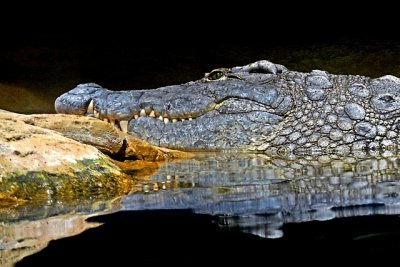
[[16, 211, 400, 265], [7, 153, 400, 265]]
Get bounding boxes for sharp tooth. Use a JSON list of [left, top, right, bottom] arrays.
[[149, 110, 156, 117], [188, 118, 193, 121], [164, 118, 169, 124], [134, 114, 139, 119], [87, 100, 94, 114], [181, 119, 185, 122], [158, 116, 164, 121], [94, 110, 100, 118], [140, 109, 147, 117], [103, 118, 108, 122], [153, 183, 159, 191], [119, 120, 128, 133], [172, 119, 178, 123]]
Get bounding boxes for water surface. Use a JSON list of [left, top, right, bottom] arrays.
[[125, 154, 400, 236], [9, 153, 400, 264]]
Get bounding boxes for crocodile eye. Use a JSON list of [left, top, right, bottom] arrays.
[[379, 95, 395, 103], [208, 71, 224, 80]]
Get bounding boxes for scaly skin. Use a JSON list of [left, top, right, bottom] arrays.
[[55, 60, 400, 158]]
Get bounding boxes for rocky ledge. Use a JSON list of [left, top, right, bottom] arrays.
[[0, 110, 190, 205]]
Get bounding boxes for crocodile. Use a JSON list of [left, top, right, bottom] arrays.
[[55, 60, 400, 158]]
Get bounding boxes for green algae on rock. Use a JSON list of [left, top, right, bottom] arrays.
[[0, 118, 133, 203], [0, 158, 133, 202]]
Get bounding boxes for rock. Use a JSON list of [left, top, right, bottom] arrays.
[[0, 117, 133, 202], [0, 112, 191, 160], [6, 113, 125, 156], [0, 111, 192, 204], [125, 135, 191, 161]]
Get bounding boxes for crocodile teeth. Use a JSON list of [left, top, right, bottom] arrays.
[[149, 110, 156, 117], [188, 118, 193, 121], [172, 119, 178, 123], [164, 118, 169, 124], [140, 109, 147, 117], [119, 120, 128, 133], [94, 110, 100, 118], [134, 114, 139, 119], [87, 100, 94, 114], [181, 119, 185, 122], [158, 116, 164, 121], [103, 118, 108, 122]]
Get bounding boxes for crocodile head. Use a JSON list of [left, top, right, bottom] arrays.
[[55, 60, 400, 157], [55, 60, 292, 151]]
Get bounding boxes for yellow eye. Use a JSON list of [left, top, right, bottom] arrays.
[[208, 71, 224, 80]]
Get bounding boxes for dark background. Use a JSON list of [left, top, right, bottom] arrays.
[[17, 210, 400, 265], [1, 12, 399, 113]]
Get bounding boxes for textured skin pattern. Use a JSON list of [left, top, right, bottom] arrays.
[[55, 60, 400, 158]]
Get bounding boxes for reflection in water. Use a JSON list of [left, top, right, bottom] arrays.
[[0, 214, 101, 266], [0, 199, 121, 266], [123, 153, 400, 238]]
